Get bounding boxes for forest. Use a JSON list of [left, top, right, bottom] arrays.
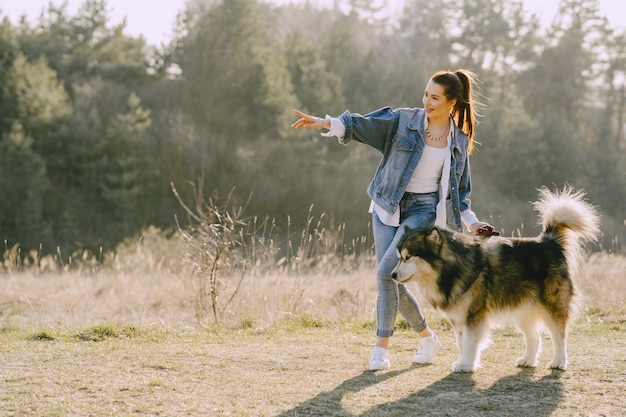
[[0, 0, 624, 259]]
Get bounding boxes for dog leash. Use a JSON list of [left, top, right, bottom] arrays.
[[476, 225, 500, 237]]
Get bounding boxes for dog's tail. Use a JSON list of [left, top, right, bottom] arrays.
[[534, 185, 600, 271]]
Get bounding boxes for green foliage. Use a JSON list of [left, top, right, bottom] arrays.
[[0, 0, 624, 257], [74, 324, 119, 341], [175, 0, 296, 139], [20, 0, 149, 85], [72, 324, 140, 341], [6, 54, 71, 131], [29, 330, 57, 341], [285, 31, 344, 115], [100, 93, 153, 234], [0, 123, 52, 248]]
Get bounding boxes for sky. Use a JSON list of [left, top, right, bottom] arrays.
[[1, 0, 624, 46]]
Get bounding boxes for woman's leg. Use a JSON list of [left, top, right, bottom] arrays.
[[372, 213, 432, 343], [371, 212, 400, 348], [397, 284, 429, 334], [371, 214, 434, 356], [395, 193, 441, 362], [370, 193, 440, 368], [393, 192, 437, 333]]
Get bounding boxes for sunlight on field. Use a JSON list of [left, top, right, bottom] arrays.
[[1, 229, 624, 329], [578, 252, 626, 307]]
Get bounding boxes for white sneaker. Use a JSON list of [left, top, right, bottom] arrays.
[[369, 346, 390, 370], [413, 332, 441, 364]]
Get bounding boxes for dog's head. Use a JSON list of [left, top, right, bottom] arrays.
[[391, 226, 449, 284]]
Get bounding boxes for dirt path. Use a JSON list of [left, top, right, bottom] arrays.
[[1, 315, 625, 416]]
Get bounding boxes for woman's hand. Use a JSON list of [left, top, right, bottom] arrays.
[[470, 222, 500, 237], [291, 109, 328, 130], [470, 222, 493, 234]]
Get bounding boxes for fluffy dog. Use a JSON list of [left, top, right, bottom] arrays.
[[391, 186, 600, 372]]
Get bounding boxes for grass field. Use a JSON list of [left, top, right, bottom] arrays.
[[1, 315, 625, 416], [1, 230, 625, 416]]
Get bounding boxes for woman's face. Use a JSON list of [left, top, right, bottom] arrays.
[[422, 80, 456, 119]]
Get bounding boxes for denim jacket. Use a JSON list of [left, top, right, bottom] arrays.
[[337, 107, 474, 231]]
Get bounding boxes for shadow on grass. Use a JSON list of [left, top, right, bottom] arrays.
[[276, 367, 563, 417]]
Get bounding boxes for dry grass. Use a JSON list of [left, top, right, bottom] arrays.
[[1, 229, 625, 416], [578, 252, 626, 307], [1, 243, 623, 330], [1, 225, 383, 329]]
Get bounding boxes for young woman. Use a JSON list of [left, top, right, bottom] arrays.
[[292, 69, 493, 370]]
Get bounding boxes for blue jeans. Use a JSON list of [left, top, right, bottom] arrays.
[[372, 192, 437, 338]]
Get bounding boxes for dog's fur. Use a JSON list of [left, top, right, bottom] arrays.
[[391, 186, 600, 372]]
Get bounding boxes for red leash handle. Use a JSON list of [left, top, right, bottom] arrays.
[[476, 225, 500, 237]]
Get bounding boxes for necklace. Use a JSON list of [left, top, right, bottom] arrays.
[[425, 127, 447, 142]]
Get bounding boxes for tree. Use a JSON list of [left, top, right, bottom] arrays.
[[0, 18, 20, 133], [582, 23, 626, 249], [518, 0, 605, 123], [285, 30, 344, 116], [0, 51, 71, 252], [21, 0, 150, 87], [380, 0, 453, 105], [319, 12, 392, 111], [6, 53, 71, 140], [0, 123, 51, 250], [48, 90, 107, 251], [0, 0, 623, 255], [448, 0, 541, 103], [99, 92, 153, 236], [175, 0, 297, 140]]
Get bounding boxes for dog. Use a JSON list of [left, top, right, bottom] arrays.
[[391, 186, 600, 372]]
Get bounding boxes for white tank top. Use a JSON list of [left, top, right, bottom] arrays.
[[404, 145, 447, 193]]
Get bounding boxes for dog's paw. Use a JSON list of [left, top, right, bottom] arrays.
[[515, 357, 538, 368], [451, 361, 475, 373], [547, 359, 567, 370]]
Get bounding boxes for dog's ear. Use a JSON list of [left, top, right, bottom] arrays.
[[426, 227, 443, 250], [397, 248, 409, 262]]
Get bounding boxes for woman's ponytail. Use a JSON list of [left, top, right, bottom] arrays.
[[431, 69, 480, 154]]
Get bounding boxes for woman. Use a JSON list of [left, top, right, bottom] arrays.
[[291, 69, 493, 370]]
